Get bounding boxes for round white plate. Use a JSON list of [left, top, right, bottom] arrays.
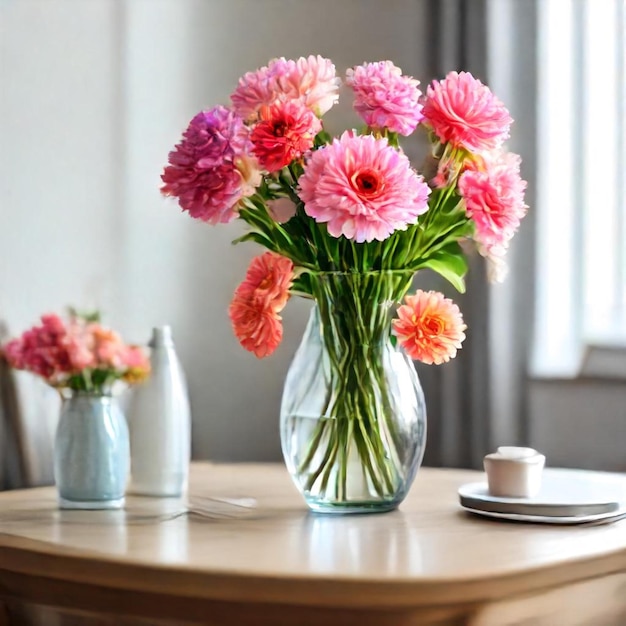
[[458, 467, 626, 521], [461, 505, 626, 525]]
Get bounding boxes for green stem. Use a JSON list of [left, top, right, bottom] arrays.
[[297, 270, 414, 503]]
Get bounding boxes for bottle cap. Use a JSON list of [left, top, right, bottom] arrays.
[[149, 325, 174, 348]]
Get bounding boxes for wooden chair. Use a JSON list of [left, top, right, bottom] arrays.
[[0, 326, 58, 490]]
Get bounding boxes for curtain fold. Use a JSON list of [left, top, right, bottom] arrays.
[[420, 0, 491, 468]]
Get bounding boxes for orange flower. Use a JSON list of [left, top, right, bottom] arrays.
[[237, 251, 294, 313], [392, 290, 466, 365], [229, 252, 294, 358]]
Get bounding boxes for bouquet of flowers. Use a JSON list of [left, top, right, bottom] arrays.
[[3, 311, 150, 394], [161, 56, 526, 510]]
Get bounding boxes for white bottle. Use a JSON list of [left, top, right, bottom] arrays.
[[128, 326, 191, 497]]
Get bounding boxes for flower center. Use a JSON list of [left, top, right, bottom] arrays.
[[272, 122, 287, 137], [423, 316, 444, 337], [352, 169, 382, 196]]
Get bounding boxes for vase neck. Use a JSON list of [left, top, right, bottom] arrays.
[[65, 390, 113, 402]]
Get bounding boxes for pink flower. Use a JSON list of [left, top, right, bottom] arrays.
[[161, 106, 259, 224], [65, 322, 97, 370], [392, 290, 466, 365], [276, 55, 341, 116], [231, 58, 292, 121], [231, 56, 340, 120], [345, 61, 423, 135], [250, 101, 322, 173], [3, 314, 73, 383], [298, 132, 431, 242], [422, 71, 512, 152], [120, 345, 151, 383], [267, 197, 297, 223], [458, 151, 527, 256], [229, 252, 294, 357]]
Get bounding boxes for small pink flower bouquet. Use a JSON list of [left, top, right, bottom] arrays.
[[162, 56, 526, 363], [3, 312, 150, 394]]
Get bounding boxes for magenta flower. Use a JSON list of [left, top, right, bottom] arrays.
[[422, 71, 512, 152], [161, 106, 259, 224], [250, 101, 322, 173], [458, 150, 527, 256], [231, 55, 340, 120], [3, 314, 72, 383], [345, 61, 423, 135], [298, 132, 430, 242]]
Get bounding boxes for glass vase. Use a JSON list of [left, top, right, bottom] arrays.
[[280, 271, 427, 514], [54, 391, 130, 509]]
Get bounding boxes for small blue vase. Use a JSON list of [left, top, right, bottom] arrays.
[[54, 392, 130, 509]]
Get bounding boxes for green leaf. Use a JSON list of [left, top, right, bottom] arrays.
[[415, 243, 468, 293], [314, 129, 333, 148]]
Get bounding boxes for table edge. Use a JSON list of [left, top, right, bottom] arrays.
[[1, 533, 625, 609]]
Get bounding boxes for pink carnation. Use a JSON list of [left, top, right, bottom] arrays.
[[276, 55, 341, 117], [422, 71, 512, 152], [298, 132, 431, 242], [231, 58, 290, 121], [3, 314, 73, 383], [458, 151, 527, 256], [250, 101, 322, 172], [161, 106, 259, 224], [345, 61, 423, 135], [231, 56, 340, 120], [392, 290, 466, 365]]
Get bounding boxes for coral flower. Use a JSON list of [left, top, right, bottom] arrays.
[[422, 71, 512, 152], [345, 61, 423, 135], [229, 252, 294, 357], [458, 150, 527, 257], [392, 290, 466, 365], [161, 106, 259, 224], [250, 101, 322, 173], [229, 302, 284, 358], [298, 132, 430, 242], [231, 55, 340, 120]]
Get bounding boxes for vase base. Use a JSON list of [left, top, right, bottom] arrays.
[[58, 497, 125, 510], [305, 498, 400, 515]]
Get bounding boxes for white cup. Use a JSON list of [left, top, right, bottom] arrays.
[[483, 446, 546, 498]]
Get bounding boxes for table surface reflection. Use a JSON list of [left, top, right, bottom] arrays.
[[0, 463, 625, 625]]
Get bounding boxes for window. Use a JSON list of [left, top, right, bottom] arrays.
[[532, 0, 626, 377]]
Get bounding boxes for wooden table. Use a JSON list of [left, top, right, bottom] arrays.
[[0, 463, 625, 626]]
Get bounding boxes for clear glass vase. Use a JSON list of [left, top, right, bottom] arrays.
[[54, 391, 130, 509], [280, 272, 427, 514]]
